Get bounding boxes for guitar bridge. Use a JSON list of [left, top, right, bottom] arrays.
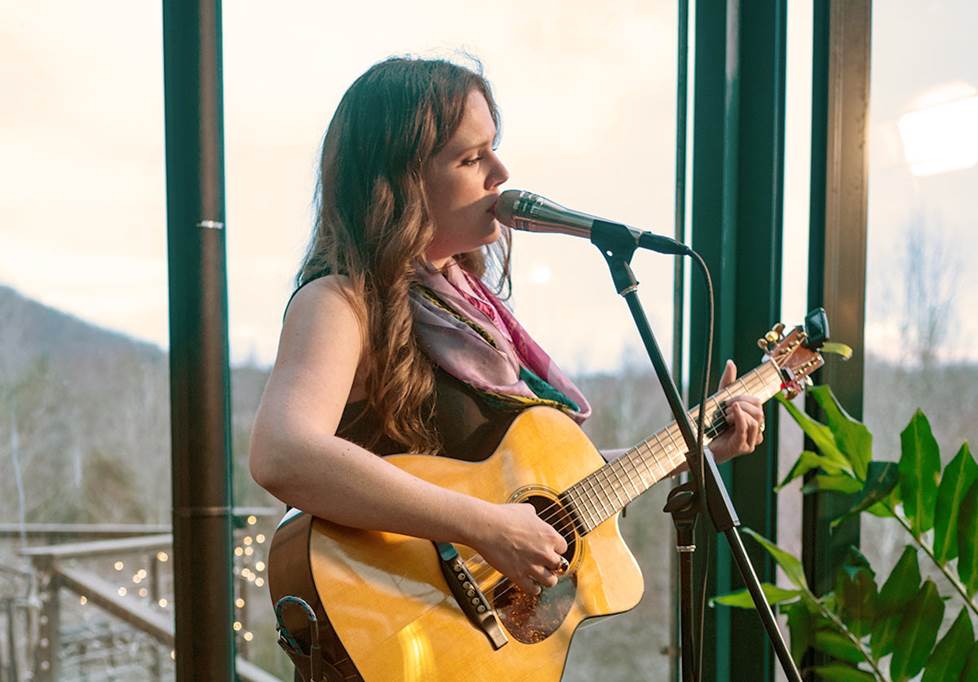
[[435, 543, 509, 650]]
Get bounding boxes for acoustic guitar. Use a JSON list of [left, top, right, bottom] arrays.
[[268, 315, 830, 681]]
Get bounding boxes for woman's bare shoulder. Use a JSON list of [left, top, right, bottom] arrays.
[[284, 275, 364, 333]]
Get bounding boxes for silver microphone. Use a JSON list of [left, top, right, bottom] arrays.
[[495, 189, 691, 256]]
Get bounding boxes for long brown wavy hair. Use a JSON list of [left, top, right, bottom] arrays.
[[296, 56, 512, 454]]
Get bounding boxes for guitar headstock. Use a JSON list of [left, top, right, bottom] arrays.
[[758, 308, 848, 399]]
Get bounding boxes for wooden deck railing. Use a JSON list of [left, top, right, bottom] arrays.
[[0, 508, 282, 682]]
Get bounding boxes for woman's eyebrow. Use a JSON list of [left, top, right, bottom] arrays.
[[455, 135, 496, 156]]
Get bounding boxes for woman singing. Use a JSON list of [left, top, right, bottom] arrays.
[[249, 55, 764, 681]]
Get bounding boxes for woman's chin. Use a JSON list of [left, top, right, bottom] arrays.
[[482, 219, 502, 244]]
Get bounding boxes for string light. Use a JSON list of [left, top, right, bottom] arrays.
[[83, 516, 273, 653]]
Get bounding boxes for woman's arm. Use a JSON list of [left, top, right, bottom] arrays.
[[249, 277, 565, 594]]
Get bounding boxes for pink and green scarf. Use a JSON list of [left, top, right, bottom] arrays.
[[410, 260, 591, 423]]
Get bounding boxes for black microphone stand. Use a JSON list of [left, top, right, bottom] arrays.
[[588, 220, 801, 682]]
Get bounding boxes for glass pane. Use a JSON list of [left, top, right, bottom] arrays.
[[0, 2, 178, 678], [223, 2, 680, 678], [863, 0, 978, 596], [775, 3, 813, 669]]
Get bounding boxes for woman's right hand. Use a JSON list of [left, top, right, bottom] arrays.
[[468, 502, 568, 595]]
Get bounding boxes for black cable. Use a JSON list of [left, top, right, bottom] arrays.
[[690, 250, 714, 681]]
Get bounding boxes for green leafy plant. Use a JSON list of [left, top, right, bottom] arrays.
[[713, 385, 976, 681]]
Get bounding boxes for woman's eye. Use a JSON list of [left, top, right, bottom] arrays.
[[462, 156, 482, 166]]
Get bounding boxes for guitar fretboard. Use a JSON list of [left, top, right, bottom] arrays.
[[560, 361, 783, 534]]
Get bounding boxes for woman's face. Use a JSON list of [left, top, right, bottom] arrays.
[[423, 89, 510, 268]]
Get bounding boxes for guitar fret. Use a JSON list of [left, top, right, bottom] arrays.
[[583, 473, 610, 523], [565, 486, 592, 533], [664, 427, 684, 470], [615, 458, 642, 504], [627, 450, 649, 489], [647, 441, 671, 480], [650, 430, 676, 475], [561, 360, 788, 540], [640, 440, 663, 481], [577, 478, 602, 528], [600, 464, 627, 511]]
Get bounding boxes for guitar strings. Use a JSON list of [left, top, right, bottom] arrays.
[[463, 372, 759, 590], [464, 409, 729, 598], [468, 367, 769, 572], [464, 369, 774, 602]]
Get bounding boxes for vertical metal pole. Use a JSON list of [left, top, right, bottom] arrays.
[[3, 598, 17, 682], [148, 551, 163, 681], [803, 0, 871, 676], [31, 561, 59, 682], [690, 0, 786, 679], [728, 3, 786, 680], [671, 3, 690, 680], [690, 3, 740, 680], [162, 2, 237, 680]]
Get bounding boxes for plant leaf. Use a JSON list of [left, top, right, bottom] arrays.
[[876, 545, 921, 614], [899, 410, 941, 537], [777, 450, 851, 490], [959, 642, 978, 681], [870, 614, 900, 661], [783, 600, 813, 665], [813, 629, 867, 664], [802, 474, 863, 495], [742, 527, 808, 590], [921, 608, 974, 682], [776, 394, 852, 472], [890, 579, 945, 682], [870, 546, 921, 659], [811, 664, 876, 682], [831, 462, 900, 529], [711, 583, 801, 609], [957, 481, 978, 597], [810, 385, 873, 480], [835, 547, 877, 636], [934, 443, 978, 564]]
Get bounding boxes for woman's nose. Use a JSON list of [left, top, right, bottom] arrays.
[[488, 153, 510, 189]]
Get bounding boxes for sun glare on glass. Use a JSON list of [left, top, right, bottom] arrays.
[[898, 82, 978, 177]]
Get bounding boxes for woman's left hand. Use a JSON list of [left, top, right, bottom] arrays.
[[707, 360, 765, 464]]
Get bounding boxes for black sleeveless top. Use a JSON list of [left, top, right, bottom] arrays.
[[336, 367, 518, 462]]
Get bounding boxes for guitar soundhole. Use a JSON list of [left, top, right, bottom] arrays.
[[491, 494, 579, 644]]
